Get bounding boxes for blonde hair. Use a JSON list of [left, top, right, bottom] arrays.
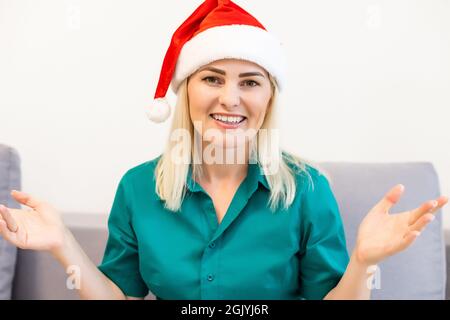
[[155, 74, 318, 212]]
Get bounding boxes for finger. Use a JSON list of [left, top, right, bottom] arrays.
[[374, 184, 405, 214], [428, 196, 449, 214], [0, 219, 18, 245], [10, 190, 46, 211], [397, 230, 420, 252], [0, 204, 18, 233], [409, 213, 435, 233], [409, 200, 438, 226], [410, 196, 449, 225]]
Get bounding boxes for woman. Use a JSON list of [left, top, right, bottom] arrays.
[[0, 0, 447, 300]]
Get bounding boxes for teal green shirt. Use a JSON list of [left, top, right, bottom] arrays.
[[97, 156, 349, 300]]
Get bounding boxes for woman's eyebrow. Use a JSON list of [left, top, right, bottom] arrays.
[[198, 67, 265, 78]]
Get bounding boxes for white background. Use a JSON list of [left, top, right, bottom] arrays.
[[1, 0, 449, 228]]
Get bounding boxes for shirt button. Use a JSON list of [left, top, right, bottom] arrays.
[[207, 274, 215, 282], [208, 242, 216, 249]]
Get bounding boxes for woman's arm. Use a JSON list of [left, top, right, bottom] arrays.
[[324, 252, 373, 300], [52, 227, 127, 300]]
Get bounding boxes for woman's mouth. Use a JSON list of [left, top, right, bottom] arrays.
[[209, 113, 247, 129]]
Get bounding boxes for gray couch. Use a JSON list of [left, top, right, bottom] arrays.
[[1, 143, 449, 299]]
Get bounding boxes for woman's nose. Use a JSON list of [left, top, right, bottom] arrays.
[[218, 83, 240, 108]]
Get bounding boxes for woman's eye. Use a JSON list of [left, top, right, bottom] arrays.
[[201, 77, 259, 87], [243, 80, 259, 87], [203, 77, 221, 85]]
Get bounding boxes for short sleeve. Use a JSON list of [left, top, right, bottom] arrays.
[[298, 170, 350, 300], [97, 174, 149, 298]]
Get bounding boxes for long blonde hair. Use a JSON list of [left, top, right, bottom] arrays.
[[155, 75, 317, 212]]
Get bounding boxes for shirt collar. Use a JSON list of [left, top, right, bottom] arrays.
[[186, 165, 202, 193]]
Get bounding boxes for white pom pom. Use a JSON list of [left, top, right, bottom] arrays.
[[146, 97, 171, 123]]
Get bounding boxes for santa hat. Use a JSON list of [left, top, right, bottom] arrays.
[[147, 0, 287, 123]]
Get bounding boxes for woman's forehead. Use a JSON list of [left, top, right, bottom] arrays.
[[201, 58, 268, 75]]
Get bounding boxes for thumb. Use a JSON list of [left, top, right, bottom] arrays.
[[10, 190, 46, 211], [373, 184, 405, 214]]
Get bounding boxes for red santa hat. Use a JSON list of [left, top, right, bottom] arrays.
[[147, 0, 287, 123]]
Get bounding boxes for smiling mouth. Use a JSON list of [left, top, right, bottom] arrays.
[[209, 113, 247, 125]]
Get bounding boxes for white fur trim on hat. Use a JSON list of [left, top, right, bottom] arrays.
[[171, 25, 287, 93], [146, 97, 171, 123]]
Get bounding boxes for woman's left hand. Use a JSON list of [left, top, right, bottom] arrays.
[[353, 184, 448, 266]]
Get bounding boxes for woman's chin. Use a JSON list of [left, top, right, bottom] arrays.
[[209, 137, 247, 149]]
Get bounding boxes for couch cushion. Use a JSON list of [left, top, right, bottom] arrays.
[[0, 144, 21, 300], [318, 162, 446, 299]]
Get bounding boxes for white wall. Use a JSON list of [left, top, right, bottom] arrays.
[[1, 0, 449, 228]]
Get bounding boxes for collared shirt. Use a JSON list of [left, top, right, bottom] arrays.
[[97, 156, 349, 300]]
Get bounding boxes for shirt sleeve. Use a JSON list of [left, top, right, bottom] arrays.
[[97, 173, 149, 298], [298, 170, 350, 300]]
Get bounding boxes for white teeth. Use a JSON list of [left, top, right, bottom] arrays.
[[212, 114, 245, 124]]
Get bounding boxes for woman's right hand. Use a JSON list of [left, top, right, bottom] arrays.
[[1, 190, 129, 300], [0, 190, 67, 252]]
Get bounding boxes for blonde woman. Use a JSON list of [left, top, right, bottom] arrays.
[[0, 0, 448, 300]]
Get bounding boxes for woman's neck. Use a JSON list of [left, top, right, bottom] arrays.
[[198, 143, 250, 185], [201, 162, 248, 184]]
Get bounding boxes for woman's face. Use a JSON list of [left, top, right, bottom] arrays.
[[187, 59, 273, 151]]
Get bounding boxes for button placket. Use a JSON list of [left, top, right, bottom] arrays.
[[200, 238, 220, 299]]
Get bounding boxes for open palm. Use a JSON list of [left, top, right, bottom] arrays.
[[0, 190, 66, 251], [354, 184, 448, 266]]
